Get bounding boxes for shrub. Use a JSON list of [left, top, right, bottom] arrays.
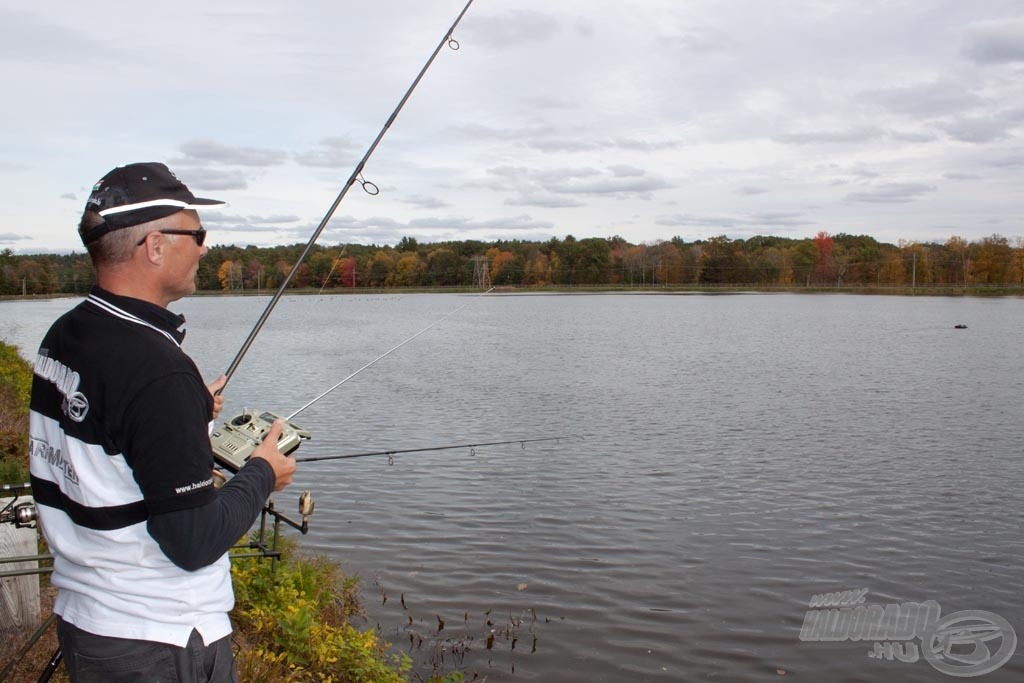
[[231, 538, 411, 683], [0, 341, 32, 483]]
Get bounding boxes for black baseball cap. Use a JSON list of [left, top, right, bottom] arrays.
[[79, 162, 225, 245]]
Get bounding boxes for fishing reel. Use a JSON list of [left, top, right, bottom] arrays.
[[1, 497, 37, 529], [211, 409, 312, 473]]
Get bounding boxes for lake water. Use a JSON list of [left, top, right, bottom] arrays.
[[3, 292, 1023, 681]]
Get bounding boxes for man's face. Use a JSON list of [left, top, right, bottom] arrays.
[[159, 210, 207, 302]]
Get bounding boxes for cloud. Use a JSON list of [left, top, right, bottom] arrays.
[[466, 9, 561, 49], [178, 140, 288, 167], [548, 174, 672, 197], [323, 214, 404, 233], [174, 167, 250, 191], [611, 137, 682, 152], [0, 10, 114, 65], [888, 130, 939, 143], [573, 16, 595, 39], [943, 172, 980, 180], [526, 136, 681, 153], [60, 193, 76, 200], [455, 122, 557, 141], [939, 116, 1012, 144], [991, 150, 1024, 168], [294, 136, 360, 168], [753, 212, 816, 227], [863, 80, 984, 118], [524, 94, 580, 111], [453, 122, 680, 154], [504, 193, 586, 208], [1004, 106, 1024, 123], [844, 183, 936, 203], [209, 225, 288, 235], [668, 31, 733, 55], [962, 17, 1024, 64], [774, 126, 885, 145], [401, 194, 449, 210], [407, 215, 553, 231], [203, 211, 302, 233], [487, 164, 671, 200], [525, 138, 603, 152], [737, 186, 769, 196], [248, 214, 302, 224], [0, 232, 30, 241], [657, 212, 813, 231], [485, 165, 532, 179], [535, 167, 601, 183], [609, 164, 646, 178], [847, 167, 881, 179]]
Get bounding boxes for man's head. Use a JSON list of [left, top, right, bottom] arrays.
[[80, 163, 223, 305], [79, 162, 223, 264]]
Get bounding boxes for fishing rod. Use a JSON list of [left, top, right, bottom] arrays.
[[220, 0, 476, 390], [296, 436, 570, 465], [209, 0, 478, 473]]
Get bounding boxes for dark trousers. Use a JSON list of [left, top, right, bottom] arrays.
[[56, 618, 238, 683]]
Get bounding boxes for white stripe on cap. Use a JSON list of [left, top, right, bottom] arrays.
[[98, 198, 223, 216]]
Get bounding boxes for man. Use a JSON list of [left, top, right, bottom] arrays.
[[28, 162, 296, 682]]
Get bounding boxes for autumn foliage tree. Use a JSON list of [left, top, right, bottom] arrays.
[[812, 231, 835, 285], [217, 260, 242, 290]]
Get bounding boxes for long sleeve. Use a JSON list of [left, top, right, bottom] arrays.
[[147, 458, 276, 571]]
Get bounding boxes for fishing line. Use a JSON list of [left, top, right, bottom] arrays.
[[219, 0, 477, 390], [317, 245, 349, 294], [288, 287, 493, 420]]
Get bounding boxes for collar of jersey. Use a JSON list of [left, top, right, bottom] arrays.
[[85, 286, 187, 347]]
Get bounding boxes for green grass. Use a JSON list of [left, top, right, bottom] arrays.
[[230, 536, 418, 683], [0, 341, 32, 484]]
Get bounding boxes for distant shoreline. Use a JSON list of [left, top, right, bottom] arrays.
[[4, 283, 1024, 302]]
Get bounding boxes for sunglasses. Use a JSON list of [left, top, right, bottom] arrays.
[[136, 228, 207, 247]]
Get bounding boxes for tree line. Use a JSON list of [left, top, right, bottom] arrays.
[[3, 232, 1024, 295]]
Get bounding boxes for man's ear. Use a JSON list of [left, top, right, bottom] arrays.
[[138, 233, 166, 265]]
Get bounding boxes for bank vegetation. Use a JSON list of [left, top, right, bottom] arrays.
[[4, 231, 1024, 295]]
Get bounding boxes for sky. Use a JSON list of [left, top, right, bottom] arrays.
[[1, 0, 1022, 254]]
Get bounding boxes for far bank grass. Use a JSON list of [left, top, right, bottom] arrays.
[[183, 283, 1024, 297], [6, 281, 1024, 303]]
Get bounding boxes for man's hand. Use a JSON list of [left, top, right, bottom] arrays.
[[206, 375, 227, 419], [250, 420, 297, 491]]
